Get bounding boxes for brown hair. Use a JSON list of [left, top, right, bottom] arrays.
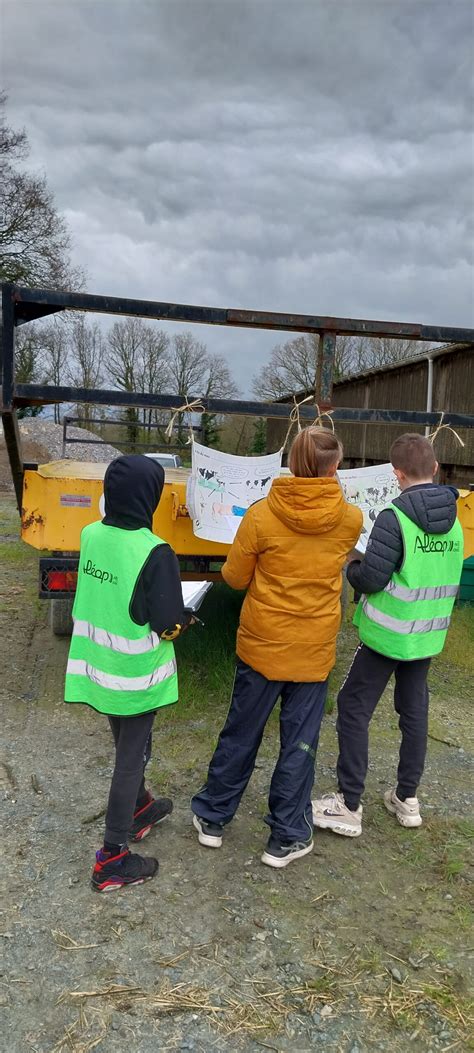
[[288, 427, 343, 478], [390, 433, 437, 480]]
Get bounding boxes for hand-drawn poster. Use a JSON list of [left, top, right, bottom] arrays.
[[188, 442, 282, 544], [337, 463, 400, 554]]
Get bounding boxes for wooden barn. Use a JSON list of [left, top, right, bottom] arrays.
[[267, 343, 474, 487]]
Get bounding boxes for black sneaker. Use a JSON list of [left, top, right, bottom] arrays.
[[130, 793, 173, 842], [91, 848, 159, 892], [192, 813, 224, 848], [261, 835, 313, 869]]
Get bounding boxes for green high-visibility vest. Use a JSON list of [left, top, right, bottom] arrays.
[[65, 522, 178, 716], [354, 505, 464, 661]]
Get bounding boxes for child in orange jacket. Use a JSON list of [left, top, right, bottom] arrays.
[[191, 428, 362, 868]]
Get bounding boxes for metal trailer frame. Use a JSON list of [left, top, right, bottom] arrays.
[[1, 282, 474, 510], [61, 414, 201, 458]]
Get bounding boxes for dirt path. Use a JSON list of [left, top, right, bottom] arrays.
[[1, 494, 472, 1053]]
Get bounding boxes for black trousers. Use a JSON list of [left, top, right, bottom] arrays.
[[104, 710, 155, 845], [191, 659, 328, 843], [336, 644, 430, 809]]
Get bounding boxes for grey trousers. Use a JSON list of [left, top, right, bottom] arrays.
[[104, 710, 155, 845]]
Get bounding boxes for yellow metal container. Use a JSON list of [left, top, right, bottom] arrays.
[[21, 461, 474, 560], [21, 461, 229, 559], [457, 489, 474, 559]]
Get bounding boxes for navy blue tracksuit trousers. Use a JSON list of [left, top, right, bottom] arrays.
[[191, 659, 328, 843]]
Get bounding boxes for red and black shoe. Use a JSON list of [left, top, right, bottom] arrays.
[[91, 848, 159, 893], [130, 792, 173, 842]]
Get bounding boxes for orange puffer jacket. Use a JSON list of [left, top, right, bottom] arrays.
[[221, 476, 363, 682]]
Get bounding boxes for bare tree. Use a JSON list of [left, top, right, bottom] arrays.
[[103, 323, 240, 449], [361, 337, 426, 369], [104, 318, 148, 447], [167, 333, 209, 444], [253, 332, 430, 399], [203, 354, 239, 400], [135, 329, 171, 440], [39, 320, 70, 423], [200, 353, 240, 446], [105, 319, 176, 447], [15, 325, 46, 418], [67, 316, 104, 423], [252, 335, 320, 400], [168, 333, 208, 394], [333, 335, 358, 380], [252, 333, 366, 399], [0, 92, 84, 290]]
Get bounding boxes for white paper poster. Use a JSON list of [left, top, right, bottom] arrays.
[[188, 441, 282, 545], [337, 463, 400, 554]]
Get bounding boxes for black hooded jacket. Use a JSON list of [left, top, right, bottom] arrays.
[[347, 483, 460, 595], [102, 455, 189, 638]]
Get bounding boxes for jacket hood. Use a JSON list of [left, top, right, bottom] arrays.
[[394, 483, 459, 535], [103, 455, 165, 529], [267, 476, 347, 535]]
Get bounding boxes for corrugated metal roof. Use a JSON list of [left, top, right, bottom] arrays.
[[334, 342, 470, 385], [275, 342, 471, 402]]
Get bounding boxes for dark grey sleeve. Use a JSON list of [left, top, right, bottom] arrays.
[[346, 509, 403, 594]]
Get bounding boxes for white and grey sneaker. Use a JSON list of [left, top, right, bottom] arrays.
[[261, 836, 314, 869], [384, 789, 422, 828], [192, 814, 224, 848], [312, 792, 362, 837]]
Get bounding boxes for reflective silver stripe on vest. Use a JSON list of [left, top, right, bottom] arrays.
[[66, 657, 177, 691], [362, 599, 451, 635], [72, 619, 161, 655], [383, 582, 459, 602]]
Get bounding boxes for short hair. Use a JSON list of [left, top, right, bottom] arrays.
[[288, 426, 343, 478], [390, 433, 437, 479]]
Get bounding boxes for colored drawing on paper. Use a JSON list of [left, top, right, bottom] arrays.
[[337, 463, 400, 553], [188, 441, 282, 544]]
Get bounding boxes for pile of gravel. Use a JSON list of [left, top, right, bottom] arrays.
[[1, 419, 121, 463]]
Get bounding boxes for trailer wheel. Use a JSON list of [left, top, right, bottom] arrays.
[[50, 598, 74, 637]]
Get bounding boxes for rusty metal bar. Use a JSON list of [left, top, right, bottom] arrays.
[[1, 284, 23, 510], [318, 331, 337, 407], [12, 384, 474, 429], [1, 410, 23, 510], [8, 285, 474, 344], [1, 283, 15, 407]]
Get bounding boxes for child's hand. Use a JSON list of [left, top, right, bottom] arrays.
[[179, 615, 197, 634]]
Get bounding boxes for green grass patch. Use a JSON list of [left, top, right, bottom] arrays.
[[170, 582, 242, 719], [0, 499, 21, 536], [434, 605, 474, 674], [1, 541, 37, 567], [392, 817, 473, 887]]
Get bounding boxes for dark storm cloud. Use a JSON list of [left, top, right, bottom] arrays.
[[2, 0, 473, 389]]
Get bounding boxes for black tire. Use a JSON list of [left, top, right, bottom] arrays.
[[50, 597, 74, 637]]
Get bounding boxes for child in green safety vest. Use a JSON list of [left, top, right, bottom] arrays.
[[64, 455, 192, 891], [312, 434, 464, 837]]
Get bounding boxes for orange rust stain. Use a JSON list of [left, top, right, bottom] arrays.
[[21, 508, 45, 531]]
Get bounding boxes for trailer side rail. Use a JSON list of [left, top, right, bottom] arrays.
[[2, 283, 474, 508]]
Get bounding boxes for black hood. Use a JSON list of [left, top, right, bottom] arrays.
[[103, 455, 165, 530], [393, 483, 459, 535]]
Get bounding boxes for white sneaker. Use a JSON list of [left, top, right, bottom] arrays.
[[312, 792, 362, 837], [192, 814, 223, 848], [384, 789, 422, 828]]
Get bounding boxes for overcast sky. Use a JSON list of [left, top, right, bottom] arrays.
[[2, 0, 473, 392]]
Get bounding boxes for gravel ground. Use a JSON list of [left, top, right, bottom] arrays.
[[1, 493, 473, 1053], [0, 419, 120, 491]]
